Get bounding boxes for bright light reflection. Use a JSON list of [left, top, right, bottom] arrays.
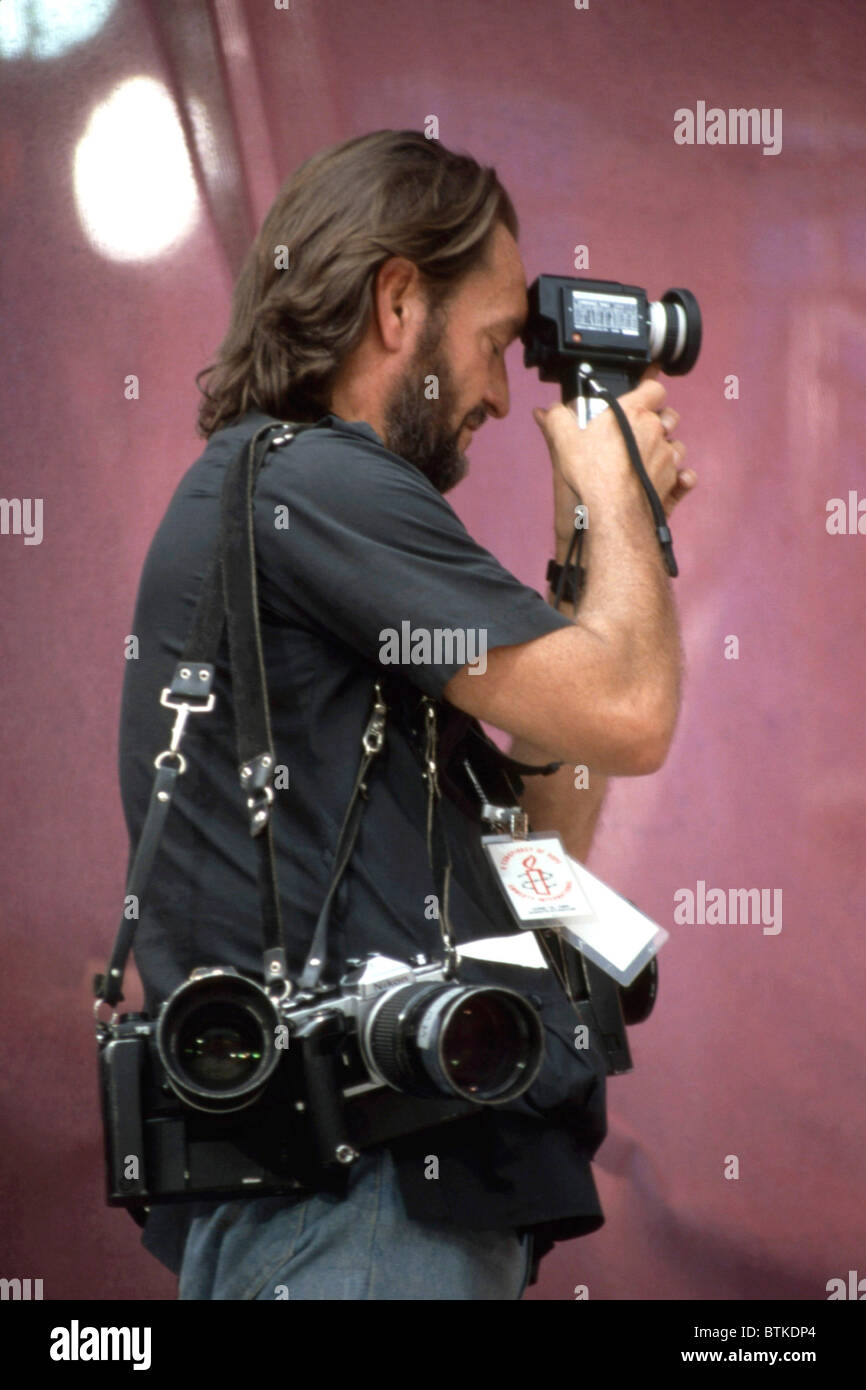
[[73, 76, 200, 263], [0, 0, 117, 60]]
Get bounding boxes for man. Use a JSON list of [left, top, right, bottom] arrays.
[[118, 129, 694, 1300]]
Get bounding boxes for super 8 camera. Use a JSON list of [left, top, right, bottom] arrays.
[[522, 275, 702, 583], [522, 275, 701, 408]]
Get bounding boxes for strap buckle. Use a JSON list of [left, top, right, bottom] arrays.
[[240, 752, 276, 835]]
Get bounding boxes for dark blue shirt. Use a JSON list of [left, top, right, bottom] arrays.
[[118, 411, 609, 1284]]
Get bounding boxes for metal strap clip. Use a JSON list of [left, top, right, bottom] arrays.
[[155, 663, 217, 771], [462, 760, 529, 838]]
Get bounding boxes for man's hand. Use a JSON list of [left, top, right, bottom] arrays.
[[534, 364, 696, 543]]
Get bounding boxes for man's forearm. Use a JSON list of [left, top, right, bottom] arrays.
[[509, 732, 609, 863], [575, 475, 682, 757], [508, 580, 609, 863]]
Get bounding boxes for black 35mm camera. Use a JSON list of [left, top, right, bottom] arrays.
[[98, 952, 544, 1211]]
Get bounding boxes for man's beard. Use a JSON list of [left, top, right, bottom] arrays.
[[381, 306, 483, 495]]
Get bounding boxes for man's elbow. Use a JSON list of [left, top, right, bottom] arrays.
[[587, 694, 679, 776], [627, 698, 680, 774], [629, 729, 673, 776]]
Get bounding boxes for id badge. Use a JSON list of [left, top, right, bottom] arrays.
[[481, 832, 596, 926]]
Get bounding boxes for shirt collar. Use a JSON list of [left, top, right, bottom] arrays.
[[234, 409, 385, 449]]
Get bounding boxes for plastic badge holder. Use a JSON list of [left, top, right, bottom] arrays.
[[482, 834, 668, 988], [554, 854, 669, 987]]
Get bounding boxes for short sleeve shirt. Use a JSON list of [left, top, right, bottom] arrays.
[[118, 411, 608, 1278]]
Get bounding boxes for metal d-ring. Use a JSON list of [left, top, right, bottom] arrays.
[[154, 748, 188, 774]]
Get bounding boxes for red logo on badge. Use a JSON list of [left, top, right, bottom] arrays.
[[518, 854, 555, 897], [497, 845, 573, 904]]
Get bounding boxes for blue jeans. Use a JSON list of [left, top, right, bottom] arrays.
[[177, 1144, 533, 1300]]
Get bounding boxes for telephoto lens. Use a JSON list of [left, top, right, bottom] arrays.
[[156, 967, 282, 1112], [362, 982, 544, 1104]]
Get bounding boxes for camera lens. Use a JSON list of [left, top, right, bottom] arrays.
[[177, 1004, 263, 1090], [157, 969, 281, 1112], [648, 288, 702, 375], [439, 991, 530, 1094], [364, 983, 544, 1104]]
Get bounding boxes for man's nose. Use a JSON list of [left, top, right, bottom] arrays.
[[484, 362, 510, 420]]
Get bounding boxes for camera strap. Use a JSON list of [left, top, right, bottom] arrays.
[[576, 365, 679, 578], [97, 420, 299, 1009]]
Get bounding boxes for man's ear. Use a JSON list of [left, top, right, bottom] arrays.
[[374, 257, 421, 351]]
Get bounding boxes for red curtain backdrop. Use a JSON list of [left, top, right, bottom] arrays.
[[1, 0, 864, 1301]]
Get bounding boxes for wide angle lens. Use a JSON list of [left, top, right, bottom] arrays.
[[365, 982, 544, 1104], [156, 969, 281, 1112]]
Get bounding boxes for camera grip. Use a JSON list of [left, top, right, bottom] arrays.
[[301, 1021, 356, 1167]]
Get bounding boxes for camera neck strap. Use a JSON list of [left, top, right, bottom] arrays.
[[97, 420, 296, 1009]]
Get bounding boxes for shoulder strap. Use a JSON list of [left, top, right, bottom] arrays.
[[97, 419, 306, 1008]]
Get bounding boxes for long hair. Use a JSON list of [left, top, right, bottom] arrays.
[[195, 129, 518, 438]]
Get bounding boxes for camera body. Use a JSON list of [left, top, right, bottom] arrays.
[[98, 952, 545, 1211], [522, 274, 702, 406]]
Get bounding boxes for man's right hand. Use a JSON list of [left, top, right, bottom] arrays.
[[533, 365, 696, 537]]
